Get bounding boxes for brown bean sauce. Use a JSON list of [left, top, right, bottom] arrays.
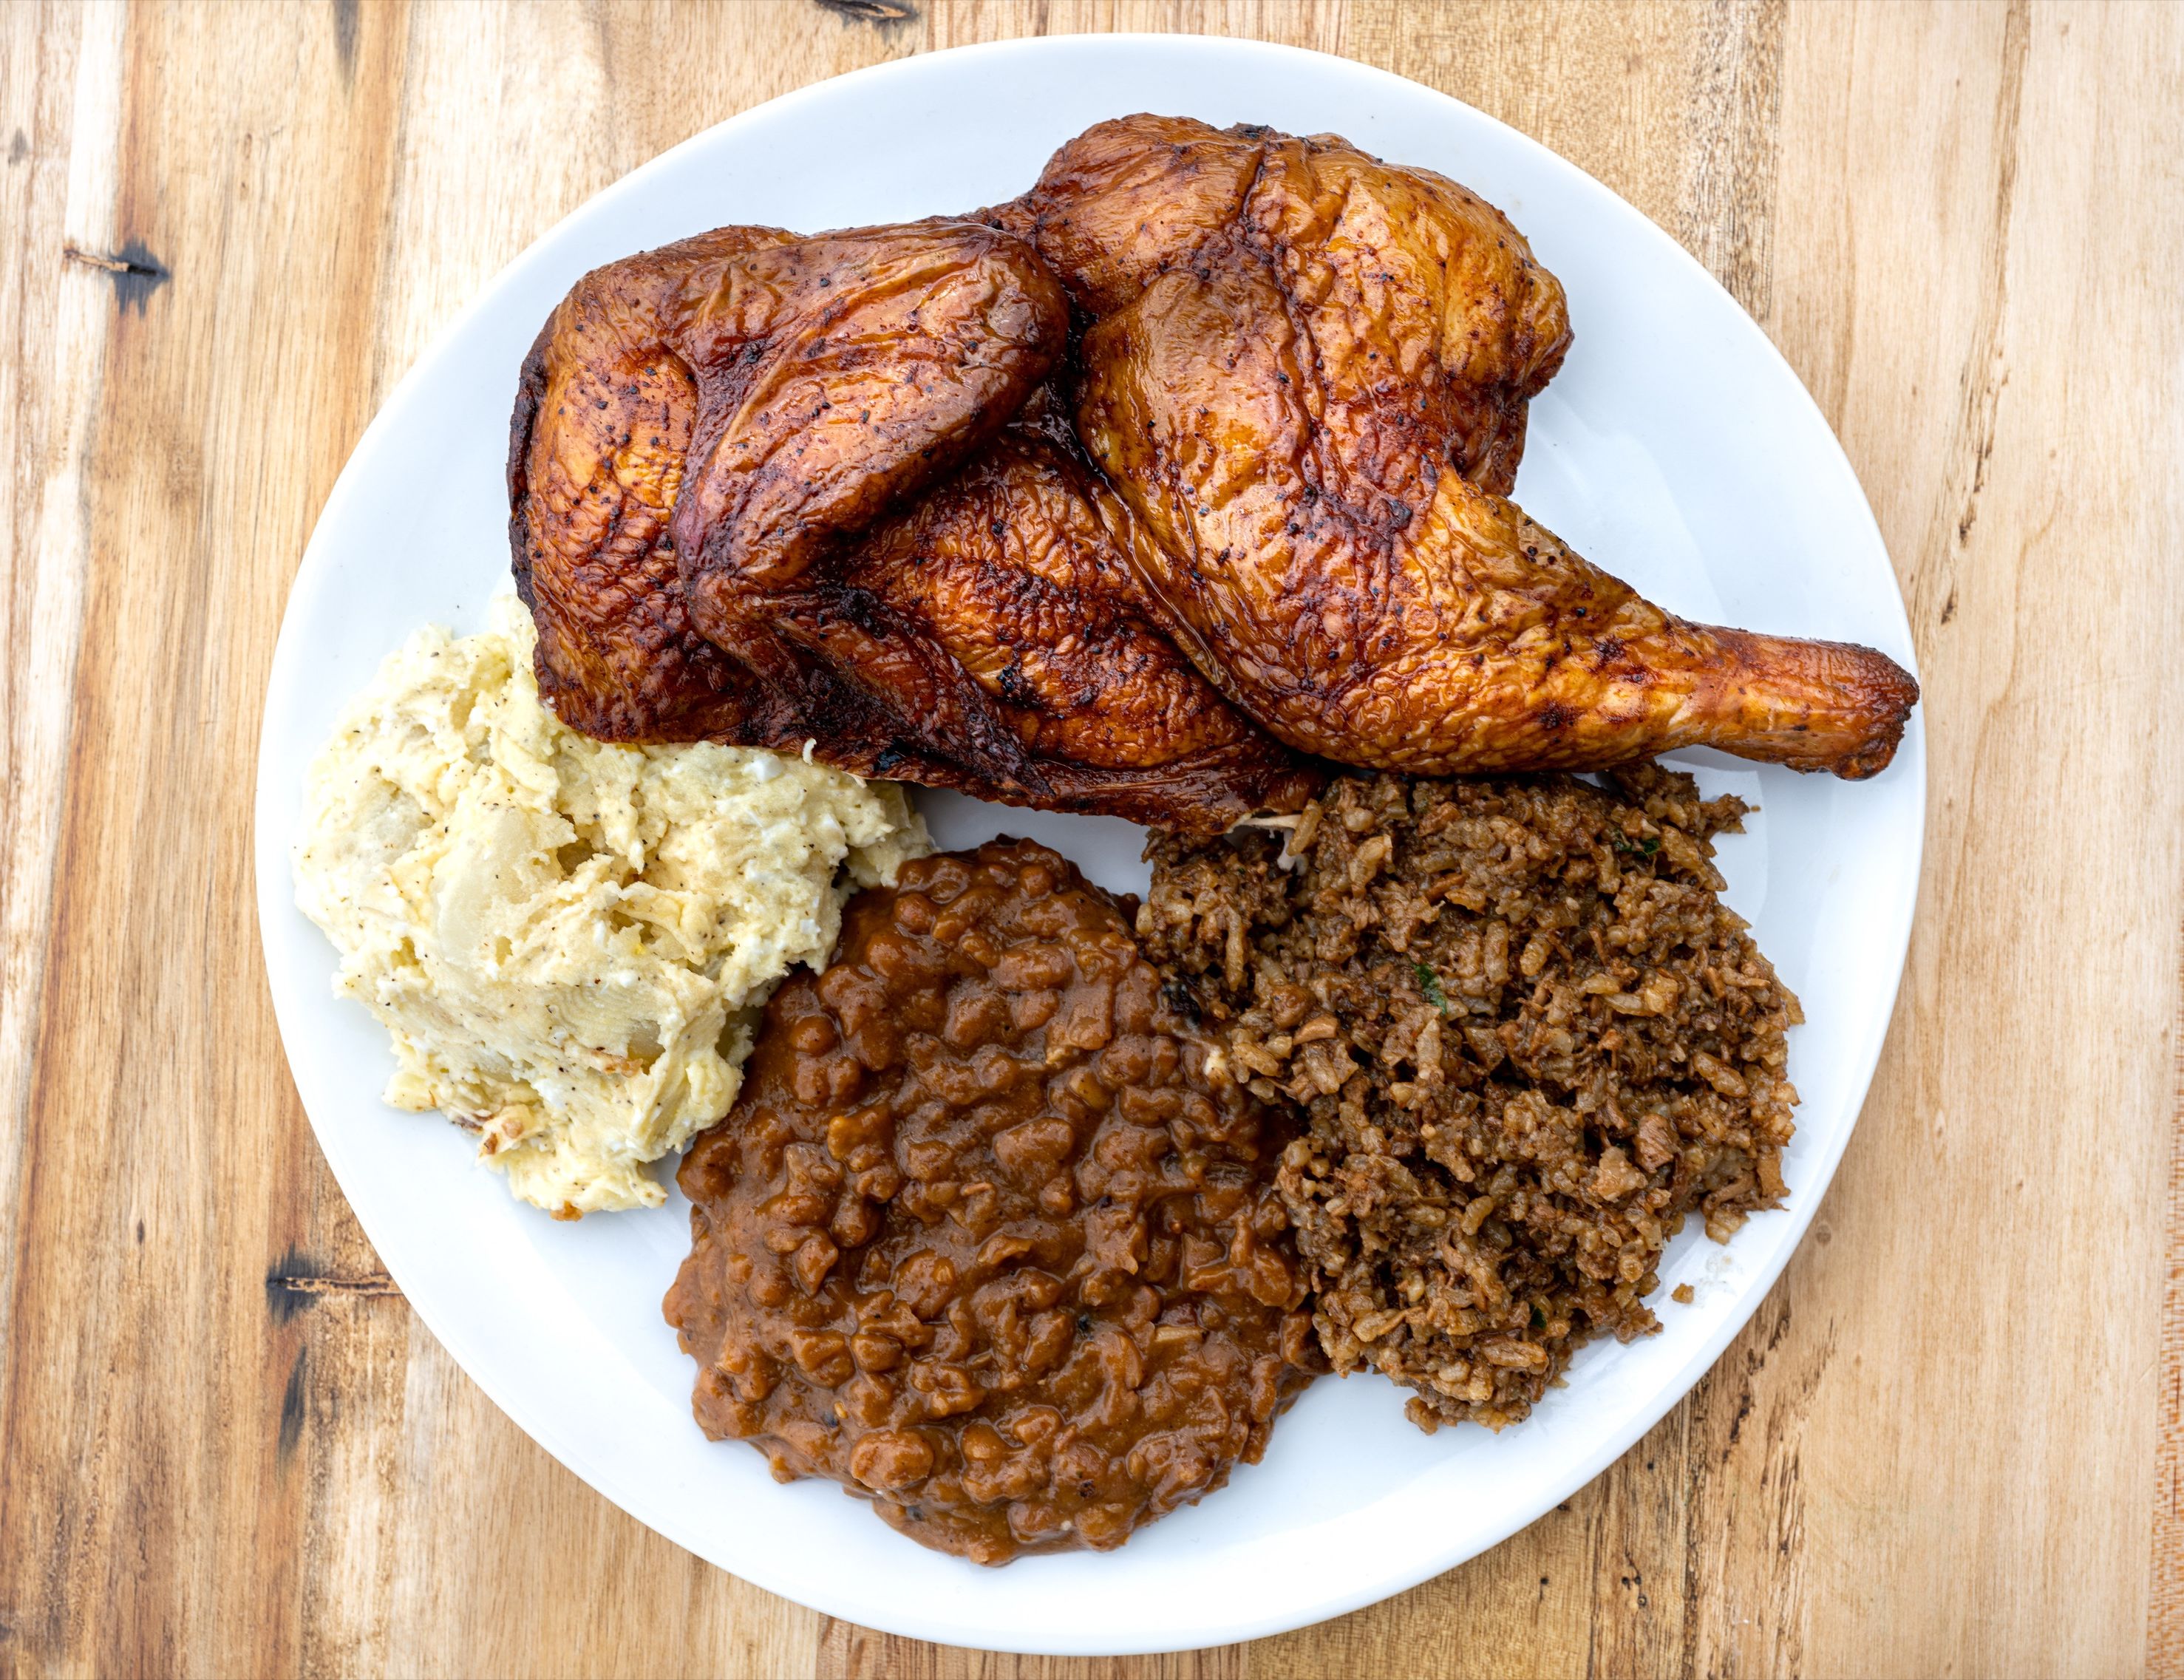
[[664, 840, 1316, 1562]]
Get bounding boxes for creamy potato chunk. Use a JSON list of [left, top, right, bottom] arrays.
[[295, 595, 927, 1216]]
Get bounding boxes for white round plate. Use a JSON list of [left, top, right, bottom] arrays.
[[255, 35, 1923, 1656]]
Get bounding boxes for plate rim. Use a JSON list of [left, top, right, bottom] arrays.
[[252, 31, 1926, 1655]]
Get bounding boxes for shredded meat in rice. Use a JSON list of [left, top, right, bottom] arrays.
[[1138, 764, 1802, 1432]]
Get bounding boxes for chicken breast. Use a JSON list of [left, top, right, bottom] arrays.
[[508, 221, 1316, 832]]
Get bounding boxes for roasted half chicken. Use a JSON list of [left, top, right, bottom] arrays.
[[508, 222, 1316, 831], [1020, 116, 1918, 777], [510, 115, 1916, 831]]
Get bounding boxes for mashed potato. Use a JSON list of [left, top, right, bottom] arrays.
[[294, 594, 928, 1216]]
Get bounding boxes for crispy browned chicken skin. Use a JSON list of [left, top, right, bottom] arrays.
[[509, 223, 797, 745], [1021, 116, 1918, 777], [508, 221, 1316, 831], [511, 115, 1916, 826], [850, 398, 1319, 826]]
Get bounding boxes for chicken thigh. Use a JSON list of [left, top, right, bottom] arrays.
[[1024, 116, 1918, 777]]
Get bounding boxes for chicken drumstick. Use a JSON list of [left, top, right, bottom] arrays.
[[1022, 116, 1919, 778]]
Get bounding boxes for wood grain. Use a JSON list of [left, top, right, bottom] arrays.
[[1, 3, 2180, 1676]]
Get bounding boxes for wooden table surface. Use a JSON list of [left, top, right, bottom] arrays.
[[4, 1, 2180, 1675]]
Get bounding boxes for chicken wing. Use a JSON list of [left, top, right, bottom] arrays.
[[848, 401, 1319, 827], [1024, 116, 1918, 777]]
